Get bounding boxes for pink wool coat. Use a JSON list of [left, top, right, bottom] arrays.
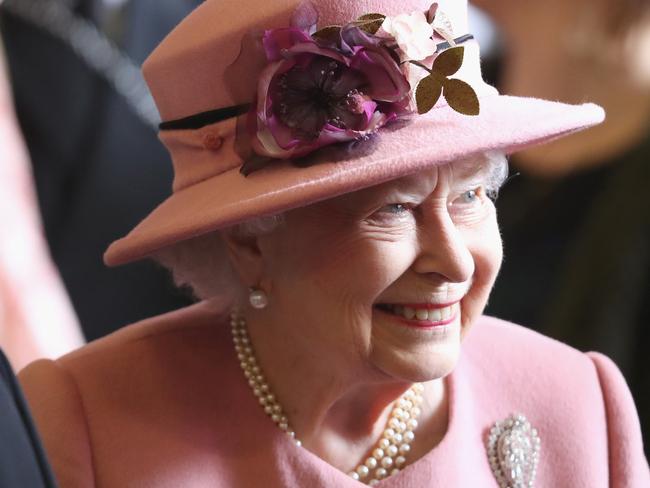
[[18, 301, 650, 487]]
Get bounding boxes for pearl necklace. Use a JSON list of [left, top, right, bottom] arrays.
[[230, 310, 424, 485]]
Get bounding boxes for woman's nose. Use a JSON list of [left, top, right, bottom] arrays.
[[412, 212, 475, 283]]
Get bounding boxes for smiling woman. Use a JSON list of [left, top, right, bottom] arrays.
[[154, 152, 507, 304], [15, 0, 650, 487]]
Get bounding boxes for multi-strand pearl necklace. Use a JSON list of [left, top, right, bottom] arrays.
[[230, 310, 424, 485]]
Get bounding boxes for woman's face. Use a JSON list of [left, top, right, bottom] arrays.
[[256, 154, 504, 382]]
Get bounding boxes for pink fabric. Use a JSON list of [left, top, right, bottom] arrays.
[[18, 302, 650, 487], [0, 44, 84, 370], [144, 0, 475, 121], [103, 0, 605, 267], [105, 94, 604, 266]]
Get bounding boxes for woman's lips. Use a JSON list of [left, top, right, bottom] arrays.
[[375, 302, 459, 328]]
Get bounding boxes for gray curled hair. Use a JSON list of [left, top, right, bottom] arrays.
[[154, 152, 508, 301], [153, 214, 284, 302]]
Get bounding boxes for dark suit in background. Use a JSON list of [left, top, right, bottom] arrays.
[[0, 0, 203, 341], [0, 349, 56, 487]]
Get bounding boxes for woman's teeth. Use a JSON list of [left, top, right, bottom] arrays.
[[386, 304, 455, 322]]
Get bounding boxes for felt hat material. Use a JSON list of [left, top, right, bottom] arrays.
[[104, 0, 604, 266]]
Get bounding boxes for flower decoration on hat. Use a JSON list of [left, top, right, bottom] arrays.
[[379, 10, 438, 61], [249, 25, 412, 163], [243, 2, 480, 174]]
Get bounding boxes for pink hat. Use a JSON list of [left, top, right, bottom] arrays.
[[104, 0, 604, 266]]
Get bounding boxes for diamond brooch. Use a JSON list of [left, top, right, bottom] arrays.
[[486, 413, 541, 488]]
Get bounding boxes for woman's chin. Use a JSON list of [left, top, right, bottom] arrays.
[[368, 306, 462, 381], [370, 341, 461, 384]]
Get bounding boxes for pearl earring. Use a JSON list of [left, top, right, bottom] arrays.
[[248, 288, 268, 309]]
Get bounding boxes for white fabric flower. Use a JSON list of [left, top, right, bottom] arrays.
[[380, 11, 437, 61], [431, 9, 455, 45]]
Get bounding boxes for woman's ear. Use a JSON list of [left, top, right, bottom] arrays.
[[220, 228, 265, 288]]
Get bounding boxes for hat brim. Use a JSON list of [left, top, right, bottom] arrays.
[[104, 94, 604, 266]]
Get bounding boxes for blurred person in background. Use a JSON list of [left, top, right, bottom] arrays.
[[1, 36, 84, 370], [0, 0, 202, 341], [0, 345, 57, 487], [471, 0, 650, 454]]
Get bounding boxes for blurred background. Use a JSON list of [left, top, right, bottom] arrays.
[[471, 0, 650, 456], [0, 0, 647, 454], [0, 0, 198, 356]]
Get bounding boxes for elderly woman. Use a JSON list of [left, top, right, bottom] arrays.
[[17, 0, 649, 487]]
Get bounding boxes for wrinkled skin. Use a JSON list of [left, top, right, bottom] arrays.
[[223, 154, 505, 468], [252, 157, 502, 382]]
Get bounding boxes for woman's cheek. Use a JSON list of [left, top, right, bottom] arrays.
[[460, 214, 503, 333], [463, 204, 503, 282], [320, 235, 418, 300]]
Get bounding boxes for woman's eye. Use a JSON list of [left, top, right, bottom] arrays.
[[368, 203, 415, 222], [459, 189, 478, 204], [380, 203, 411, 214], [447, 188, 487, 222], [451, 187, 483, 206]]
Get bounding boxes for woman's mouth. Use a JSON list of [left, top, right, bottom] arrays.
[[374, 302, 459, 328]]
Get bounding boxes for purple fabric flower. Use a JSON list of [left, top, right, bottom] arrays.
[[249, 27, 412, 160]]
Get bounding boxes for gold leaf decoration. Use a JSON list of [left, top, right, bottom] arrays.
[[432, 46, 464, 76], [357, 13, 386, 22], [443, 78, 480, 115], [312, 25, 342, 44], [354, 13, 386, 34], [416, 74, 444, 114]]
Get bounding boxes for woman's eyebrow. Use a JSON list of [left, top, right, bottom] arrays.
[[378, 183, 433, 201], [453, 170, 490, 187], [450, 159, 498, 186]]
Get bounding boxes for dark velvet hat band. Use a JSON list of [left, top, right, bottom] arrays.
[[158, 104, 252, 131]]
